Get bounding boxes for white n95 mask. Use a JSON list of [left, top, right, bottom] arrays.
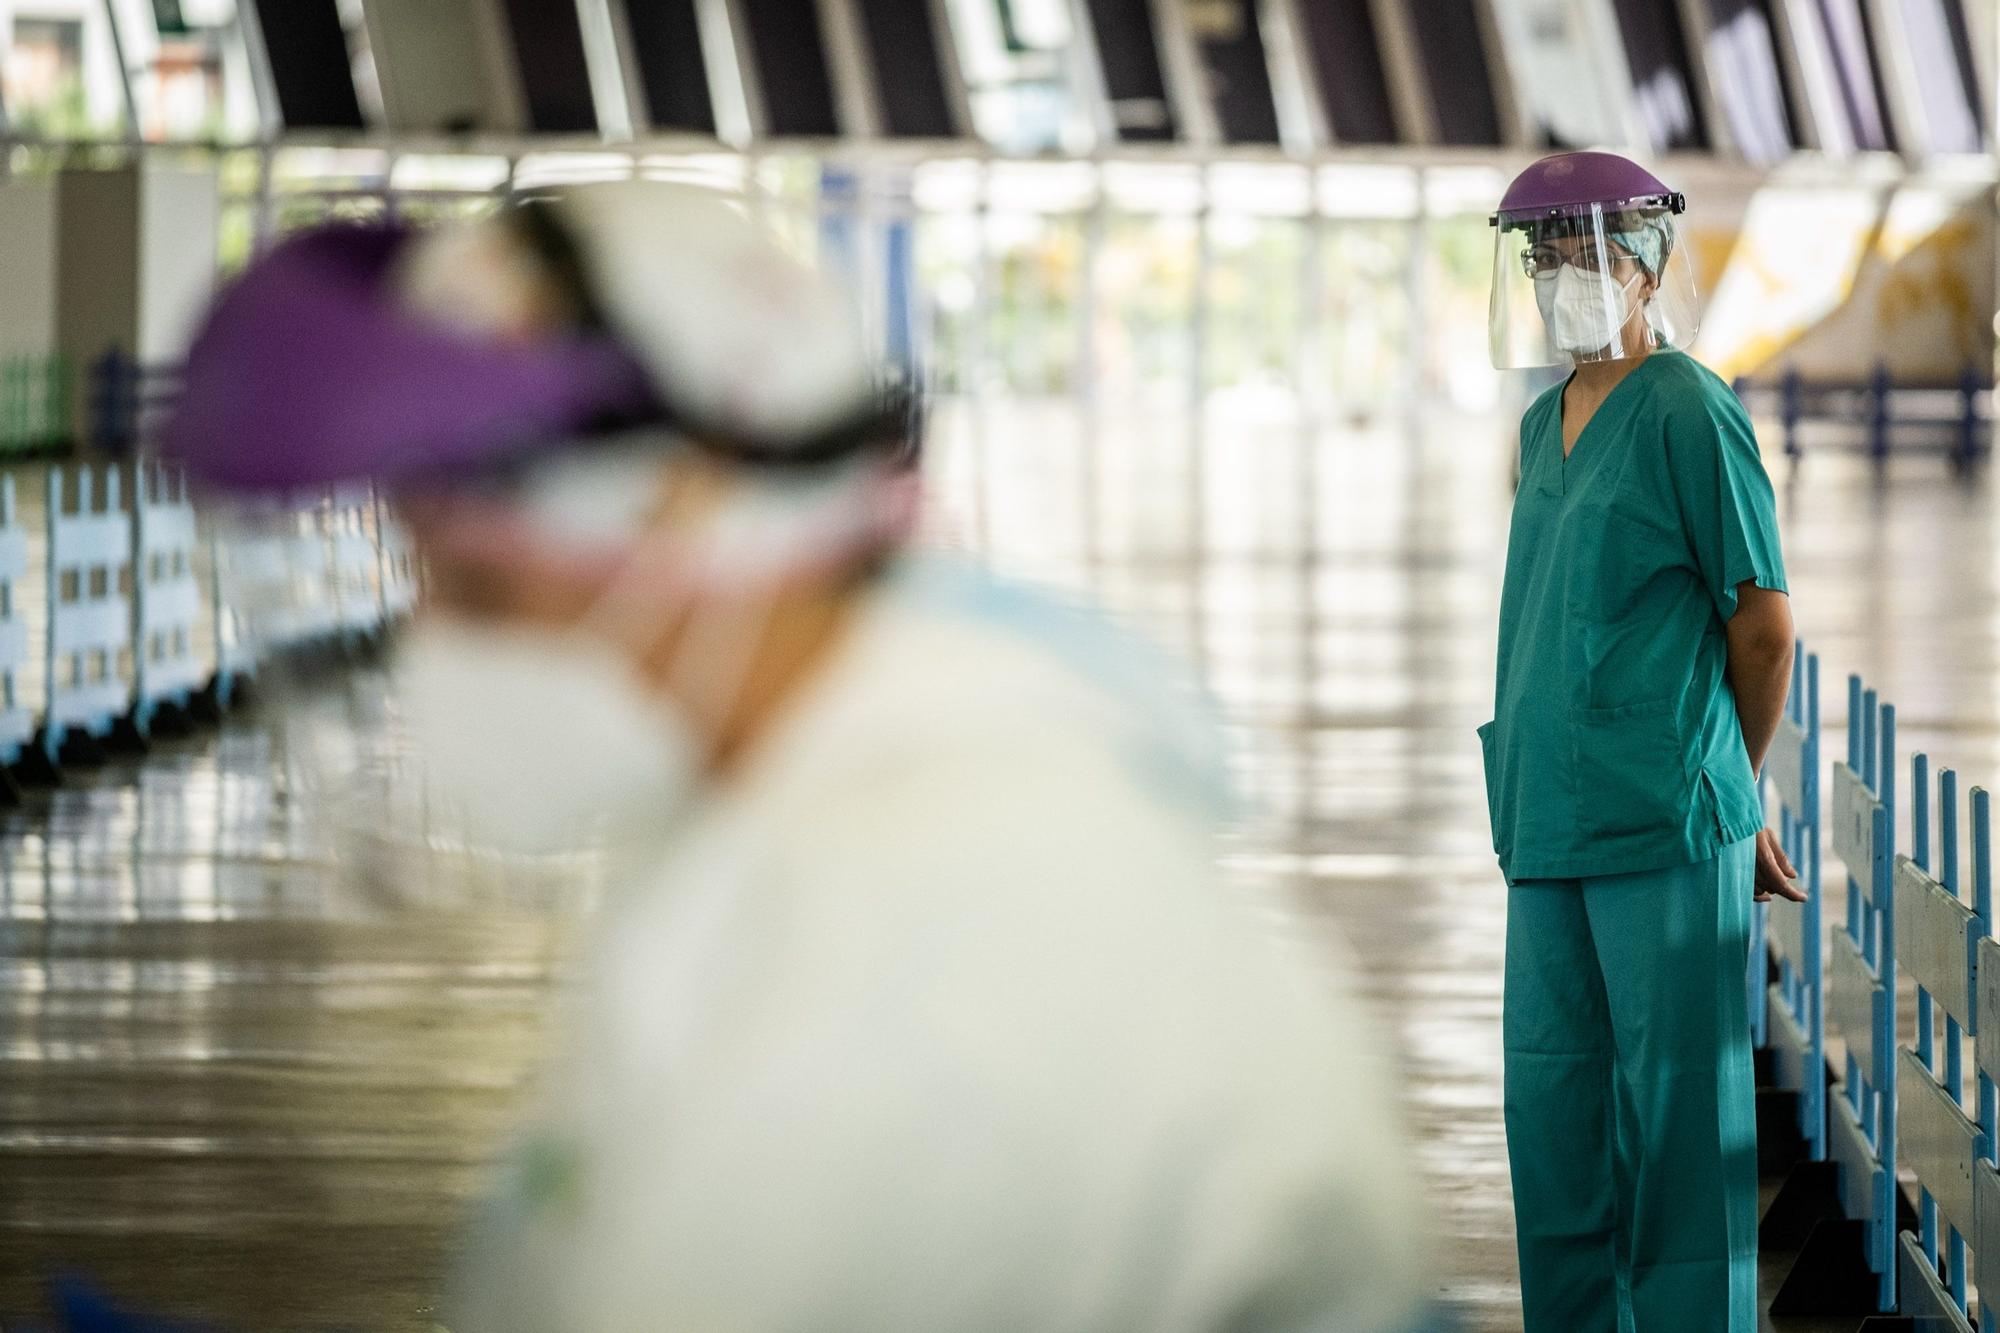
[[1534, 265, 1642, 357], [394, 618, 703, 858]]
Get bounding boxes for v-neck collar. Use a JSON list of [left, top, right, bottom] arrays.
[[1558, 351, 1663, 465]]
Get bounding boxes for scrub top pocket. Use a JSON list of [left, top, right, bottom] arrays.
[[1478, 721, 1504, 854], [1571, 698, 1690, 845]]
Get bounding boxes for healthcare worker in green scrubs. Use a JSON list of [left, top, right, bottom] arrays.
[[1480, 152, 1804, 1332]]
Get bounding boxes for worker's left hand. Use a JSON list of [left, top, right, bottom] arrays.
[[1753, 827, 1805, 903]]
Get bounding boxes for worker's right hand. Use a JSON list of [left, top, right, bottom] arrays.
[[1752, 827, 1805, 903]]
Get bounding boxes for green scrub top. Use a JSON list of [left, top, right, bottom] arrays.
[[1480, 350, 1787, 883]]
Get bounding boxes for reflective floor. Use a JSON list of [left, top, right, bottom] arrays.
[[1, 403, 1993, 1328]]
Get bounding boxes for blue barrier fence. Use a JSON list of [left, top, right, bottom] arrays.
[[1734, 364, 1993, 467], [1890, 759, 1988, 1329], [1833, 680, 1898, 1308], [1749, 671, 2000, 1323], [1755, 648, 1824, 1159], [1764, 675, 1900, 1315]]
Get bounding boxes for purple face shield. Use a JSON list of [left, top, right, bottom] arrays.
[[1490, 150, 1685, 231], [162, 223, 663, 495]]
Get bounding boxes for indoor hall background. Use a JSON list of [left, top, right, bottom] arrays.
[[2, 150, 1991, 1329]]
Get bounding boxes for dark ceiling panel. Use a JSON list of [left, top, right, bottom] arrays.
[[1610, 0, 1708, 150], [500, 0, 598, 133], [1403, 0, 1501, 146], [855, 0, 957, 137], [1297, 0, 1398, 145], [250, 0, 364, 130], [738, 0, 841, 136], [1080, 0, 1176, 141], [626, 0, 716, 133]]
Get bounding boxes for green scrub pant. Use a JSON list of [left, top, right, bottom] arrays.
[[1503, 838, 1758, 1332]]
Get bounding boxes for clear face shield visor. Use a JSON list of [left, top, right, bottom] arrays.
[[1488, 198, 1699, 370]]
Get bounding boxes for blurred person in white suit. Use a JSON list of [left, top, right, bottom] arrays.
[[165, 181, 1437, 1333]]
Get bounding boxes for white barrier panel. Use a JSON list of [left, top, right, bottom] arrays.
[[1895, 855, 1979, 1030], [209, 526, 279, 687], [1830, 928, 1880, 1076], [1977, 935, 2000, 1091], [377, 495, 418, 618], [1976, 1160, 2000, 1319], [1898, 1045, 1981, 1247], [1833, 761, 1881, 893], [0, 479, 36, 765], [1767, 714, 1807, 811], [1831, 1092, 1885, 1235], [131, 462, 203, 725], [44, 465, 132, 756], [284, 504, 339, 646], [1763, 981, 1814, 1111], [1768, 897, 1807, 975], [1896, 1232, 1975, 1333], [329, 487, 382, 635]]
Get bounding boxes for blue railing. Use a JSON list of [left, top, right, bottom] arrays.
[[1734, 364, 1992, 467]]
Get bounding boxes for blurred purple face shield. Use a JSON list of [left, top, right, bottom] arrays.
[[162, 223, 662, 494]]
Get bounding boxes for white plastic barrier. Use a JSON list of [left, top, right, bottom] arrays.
[[329, 486, 384, 636], [131, 461, 203, 733], [375, 493, 418, 618], [42, 465, 134, 763], [208, 521, 286, 694], [0, 478, 37, 766], [283, 500, 340, 647]]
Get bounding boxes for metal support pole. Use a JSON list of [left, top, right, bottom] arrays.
[[100, 0, 141, 141], [1077, 175, 1104, 576], [1409, 166, 1431, 404], [967, 160, 993, 552], [1185, 166, 1214, 671]]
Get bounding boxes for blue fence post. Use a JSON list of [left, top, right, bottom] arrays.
[[1914, 754, 1938, 1271], [1976, 790, 1998, 1333], [1806, 654, 1823, 1159], [1754, 642, 1826, 1168], [1942, 769, 1968, 1310], [1869, 362, 1892, 462], [1878, 702, 1898, 1312], [1782, 368, 1803, 460], [90, 347, 119, 455], [1959, 365, 1983, 468]]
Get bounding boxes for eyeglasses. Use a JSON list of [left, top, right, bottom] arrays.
[[1520, 244, 1637, 280]]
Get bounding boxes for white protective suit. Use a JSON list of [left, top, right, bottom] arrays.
[[450, 558, 1429, 1332]]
